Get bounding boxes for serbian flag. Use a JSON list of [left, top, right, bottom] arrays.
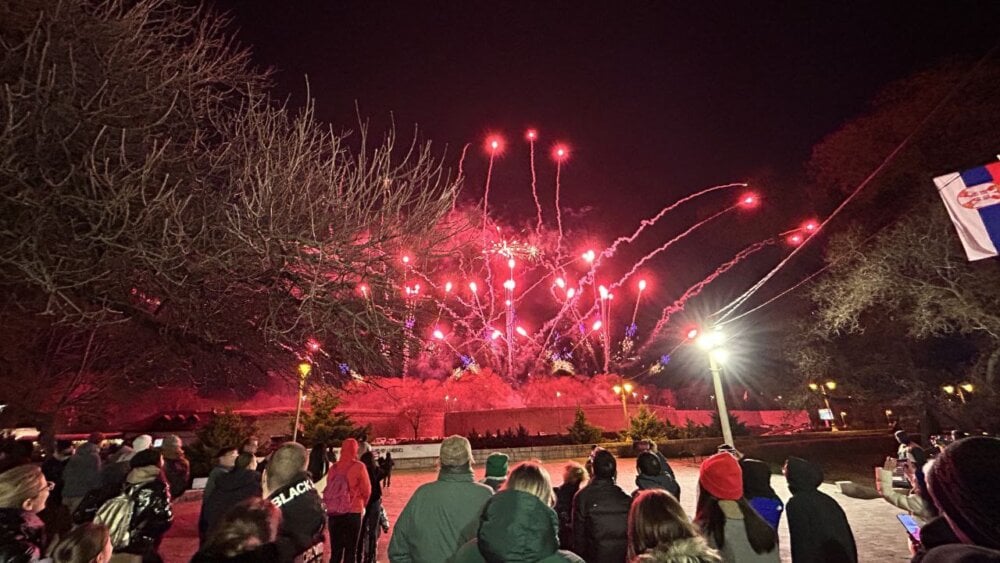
[[933, 161, 1000, 261]]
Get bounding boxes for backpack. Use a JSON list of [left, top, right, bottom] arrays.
[[94, 488, 135, 548], [323, 464, 353, 515]]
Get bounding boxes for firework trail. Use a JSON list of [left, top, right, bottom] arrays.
[[555, 161, 564, 250], [610, 204, 738, 292], [482, 153, 496, 247], [530, 138, 543, 233], [595, 183, 746, 267], [636, 238, 777, 357]]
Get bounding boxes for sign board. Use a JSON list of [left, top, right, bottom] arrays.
[[818, 408, 834, 421], [332, 442, 442, 460]]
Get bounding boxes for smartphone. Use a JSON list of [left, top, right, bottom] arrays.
[[897, 513, 920, 542], [153, 438, 164, 448]]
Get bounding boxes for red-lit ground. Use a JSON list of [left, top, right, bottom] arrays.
[[162, 457, 909, 562]]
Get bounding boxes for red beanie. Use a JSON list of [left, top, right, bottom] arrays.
[[700, 452, 743, 500]]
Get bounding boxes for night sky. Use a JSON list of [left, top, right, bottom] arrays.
[[210, 1, 1000, 332]]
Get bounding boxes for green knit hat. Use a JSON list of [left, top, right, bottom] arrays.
[[485, 452, 509, 478]]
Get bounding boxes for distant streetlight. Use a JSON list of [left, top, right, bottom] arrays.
[[808, 380, 838, 429], [697, 328, 733, 446], [613, 381, 634, 423], [292, 362, 312, 442], [943, 383, 974, 404]]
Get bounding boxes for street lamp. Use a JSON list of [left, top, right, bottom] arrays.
[[943, 383, 974, 404], [292, 362, 312, 442], [807, 380, 838, 429], [697, 328, 733, 446], [613, 381, 634, 424]]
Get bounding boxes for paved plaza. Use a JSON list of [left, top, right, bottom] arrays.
[[162, 458, 911, 562]]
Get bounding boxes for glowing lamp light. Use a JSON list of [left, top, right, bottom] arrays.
[[638, 279, 647, 291], [432, 329, 445, 341], [526, 129, 538, 141], [942, 384, 955, 394], [582, 250, 596, 263], [710, 349, 730, 363], [613, 384, 622, 394], [515, 326, 529, 337], [697, 328, 725, 350], [503, 279, 516, 290], [599, 285, 609, 299], [491, 329, 502, 340], [624, 382, 633, 393], [297, 363, 312, 378], [591, 320, 603, 331], [305, 338, 321, 353], [808, 382, 819, 391], [555, 277, 566, 289], [469, 282, 478, 293], [825, 381, 837, 390], [566, 288, 576, 299], [961, 383, 974, 393], [507, 258, 516, 269], [444, 281, 453, 293]]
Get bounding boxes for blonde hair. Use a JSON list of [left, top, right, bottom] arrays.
[[503, 461, 555, 507], [0, 465, 45, 509]]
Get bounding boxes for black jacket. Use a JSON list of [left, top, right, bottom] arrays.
[[572, 478, 631, 563], [200, 469, 262, 538], [785, 457, 857, 563], [554, 481, 582, 551], [118, 477, 174, 557], [0, 509, 45, 563], [921, 545, 1000, 563], [267, 473, 326, 561], [163, 456, 191, 499]]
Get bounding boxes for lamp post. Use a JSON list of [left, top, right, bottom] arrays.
[[697, 329, 733, 446], [942, 383, 974, 404], [613, 381, 634, 425], [292, 362, 312, 442], [808, 380, 837, 429]]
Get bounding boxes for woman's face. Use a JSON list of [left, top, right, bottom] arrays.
[[23, 476, 50, 512]]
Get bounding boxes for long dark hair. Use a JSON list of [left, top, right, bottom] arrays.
[[629, 490, 706, 560], [694, 484, 776, 554]]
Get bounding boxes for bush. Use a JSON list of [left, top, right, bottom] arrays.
[[624, 406, 668, 442], [568, 408, 604, 444], [188, 409, 258, 477], [295, 390, 367, 447], [710, 411, 751, 437]]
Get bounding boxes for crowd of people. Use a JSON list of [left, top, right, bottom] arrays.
[[0, 429, 996, 562]]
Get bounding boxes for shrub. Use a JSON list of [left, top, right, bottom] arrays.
[[188, 409, 257, 477], [568, 408, 604, 444], [624, 406, 668, 442], [295, 390, 367, 447], [710, 411, 751, 437]]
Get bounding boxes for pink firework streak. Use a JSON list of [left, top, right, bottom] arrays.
[[482, 153, 496, 246], [555, 161, 564, 249], [594, 182, 747, 268], [637, 238, 777, 356], [610, 204, 739, 291], [529, 137, 543, 233], [454, 143, 471, 211]]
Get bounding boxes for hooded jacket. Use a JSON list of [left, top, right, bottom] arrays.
[[740, 459, 783, 530], [324, 438, 371, 514], [162, 447, 191, 499], [921, 544, 1000, 563], [634, 537, 722, 563], [388, 464, 494, 563], [450, 490, 583, 563], [117, 465, 173, 557], [572, 477, 632, 563], [634, 473, 680, 498], [0, 508, 45, 563], [785, 457, 857, 563], [267, 471, 326, 561], [200, 468, 262, 537], [554, 480, 583, 552], [62, 442, 102, 498]]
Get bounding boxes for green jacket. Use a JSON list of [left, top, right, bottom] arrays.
[[388, 465, 493, 563], [450, 490, 584, 563]]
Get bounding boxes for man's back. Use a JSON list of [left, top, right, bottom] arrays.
[[573, 479, 631, 563], [388, 475, 493, 562]]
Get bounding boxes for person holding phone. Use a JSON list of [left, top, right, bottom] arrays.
[[875, 457, 933, 522]]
